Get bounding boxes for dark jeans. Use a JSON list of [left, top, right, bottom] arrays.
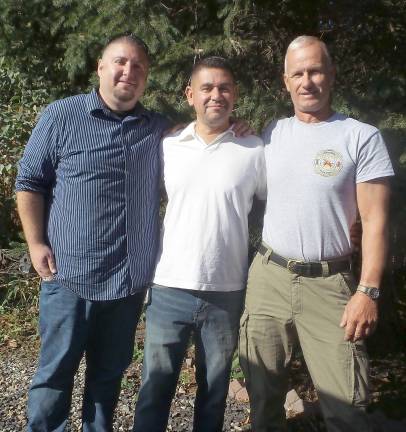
[[27, 281, 145, 432], [133, 285, 245, 432]]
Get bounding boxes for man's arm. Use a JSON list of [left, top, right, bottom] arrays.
[[340, 178, 390, 342], [231, 118, 255, 137], [16, 191, 57, 279]]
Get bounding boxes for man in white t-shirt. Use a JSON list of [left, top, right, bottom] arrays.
[[239, 36, 394, 432], [132, 57, 266, 432]]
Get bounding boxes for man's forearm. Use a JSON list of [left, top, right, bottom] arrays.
[[357, 179, 391, 289], [16, 191, 57, 277], [16, 191, 47, 247], [359, 220, 388, 288]]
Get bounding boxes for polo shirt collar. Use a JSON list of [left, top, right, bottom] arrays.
[[86, 89, 152, 120], [178, 121, 236, 143]]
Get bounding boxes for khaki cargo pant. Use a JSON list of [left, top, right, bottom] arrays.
[[239, 249, 372, 432]]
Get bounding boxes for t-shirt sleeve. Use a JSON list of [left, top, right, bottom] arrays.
[[15, 106, 59, 194], [261, 120, 278, 145], [356, 129, 394, 183]]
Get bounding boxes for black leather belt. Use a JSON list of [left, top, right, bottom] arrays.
[[258, 244, 351, 277]]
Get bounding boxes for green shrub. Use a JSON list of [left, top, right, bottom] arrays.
[[0, 57, 51, 247]]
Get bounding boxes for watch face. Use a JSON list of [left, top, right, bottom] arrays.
[[357, 285, 380, 299]]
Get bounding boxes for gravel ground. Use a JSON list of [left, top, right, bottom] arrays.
[[0, 346, 250, 432], [2, 343, 406, 432]]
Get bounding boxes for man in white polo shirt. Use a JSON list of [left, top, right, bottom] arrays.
[[132, 57, 266, 432]]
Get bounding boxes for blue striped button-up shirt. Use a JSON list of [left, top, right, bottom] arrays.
[[16, 90, 170, 300]]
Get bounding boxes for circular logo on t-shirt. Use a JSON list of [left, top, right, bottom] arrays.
[[313, 149, 343, 177]]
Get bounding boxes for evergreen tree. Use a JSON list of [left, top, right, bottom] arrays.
[[1, 0, 405, 211]]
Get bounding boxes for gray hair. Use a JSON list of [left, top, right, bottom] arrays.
[[284, 36, 333, 73]]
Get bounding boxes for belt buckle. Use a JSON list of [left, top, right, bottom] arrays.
[[287, 259, 298, 273]]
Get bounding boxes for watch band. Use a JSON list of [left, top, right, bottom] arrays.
[[357, 284, 380, 300]]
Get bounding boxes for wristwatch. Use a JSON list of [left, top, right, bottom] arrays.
[[357, 284, 380, 300]]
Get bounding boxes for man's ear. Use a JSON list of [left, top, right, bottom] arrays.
[[234, 84, 239, 101], [330, 65, 336, 88], [185, 86, 194, 107], [283, 73, 291, 93], [97, 58, 103, 78]]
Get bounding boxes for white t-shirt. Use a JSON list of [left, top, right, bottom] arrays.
[[153, 122, 266, 292], [262, 113, 394, 261]]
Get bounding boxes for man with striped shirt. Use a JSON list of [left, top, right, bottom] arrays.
[[16, 34, 170, 432]]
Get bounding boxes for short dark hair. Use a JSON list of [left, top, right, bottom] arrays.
[[101, 32, 150, 61], [190, 56, 235, 83]]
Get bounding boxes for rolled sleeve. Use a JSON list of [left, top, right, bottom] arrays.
[[15, 106, 59, 195]]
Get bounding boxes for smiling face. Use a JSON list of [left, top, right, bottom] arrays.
[[284, 41, 335, 122], [186, 67, 237, 132], [97, 40, 149, 112]]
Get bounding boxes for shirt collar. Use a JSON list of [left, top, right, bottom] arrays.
[[178, 121, 236, 143], [86, 89, 152, 120]]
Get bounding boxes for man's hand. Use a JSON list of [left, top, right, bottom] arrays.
[[163, 123, 186, 137], [340, 291, 378, 341], [17, 191, 57, 280], [29, 243, 57, 280], [231, 118, 255, 137]]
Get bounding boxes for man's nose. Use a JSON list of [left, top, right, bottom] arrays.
[[210, 87, 222, 99], [301, 72, 312, 87], [121, 62, 129, 75], [123, 62, 134, 76]]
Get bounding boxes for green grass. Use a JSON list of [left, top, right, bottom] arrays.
[[0, 276, 39, 309], [0, 271, 40, 346], [230, 350, 245, 380], [0, 306, 39, 346]]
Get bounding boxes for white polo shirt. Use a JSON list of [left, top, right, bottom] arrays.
[[153, 122, 266, 292]]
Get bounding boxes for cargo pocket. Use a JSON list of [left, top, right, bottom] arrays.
[[350, 341, 370, 407], [238, 310, 251, 382]]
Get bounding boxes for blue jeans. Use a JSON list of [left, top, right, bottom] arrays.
[[27, 281, 145, 432], [132, 285, 245, 432]]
